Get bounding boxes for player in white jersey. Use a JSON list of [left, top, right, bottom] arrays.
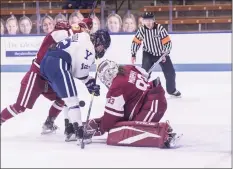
[[40, 29, 111, 143]]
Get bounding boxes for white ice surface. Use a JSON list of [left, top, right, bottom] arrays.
[[1, 72, 231, 168]]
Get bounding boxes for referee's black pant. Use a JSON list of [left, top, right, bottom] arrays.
[[142, 51, 176, 94]]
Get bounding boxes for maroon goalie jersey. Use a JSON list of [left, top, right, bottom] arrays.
[[99, 65, 154, 134]]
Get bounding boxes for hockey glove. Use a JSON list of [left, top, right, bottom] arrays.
[[85, 78, 100, 96]]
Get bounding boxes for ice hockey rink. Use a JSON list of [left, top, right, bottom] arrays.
[[1, 71, 231, 168]]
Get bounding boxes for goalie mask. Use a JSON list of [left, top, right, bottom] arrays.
[[97, 60, 119, 88]]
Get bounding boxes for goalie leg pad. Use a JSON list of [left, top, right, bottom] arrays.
[[107, 121, 171, 148]]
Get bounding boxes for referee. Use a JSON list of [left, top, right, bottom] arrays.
[[131, 12, 181, 97]]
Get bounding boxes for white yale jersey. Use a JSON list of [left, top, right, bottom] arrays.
[[57, 32, 95, 79]]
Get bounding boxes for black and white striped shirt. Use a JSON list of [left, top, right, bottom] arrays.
[[131, 23, 172, 57]]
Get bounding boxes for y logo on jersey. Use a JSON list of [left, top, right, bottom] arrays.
[[84, 49, 92, 60]]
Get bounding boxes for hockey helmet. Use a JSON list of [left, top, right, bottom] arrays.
[[97, 59, 119, 88], [79, 18, 93, 30], [91, 29, 111, 59], [55, 20, 71, 30]]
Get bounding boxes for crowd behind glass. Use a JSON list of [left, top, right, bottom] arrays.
[[0, 11, 143, 35]]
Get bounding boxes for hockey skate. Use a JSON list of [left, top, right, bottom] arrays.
[[73, 122, 92, 146], [41, 116, 58, 135], [164, 132, 183, 148], [163, 121, 183, 148], [64, 119, 77, 142], [169, 90, 181, 98]]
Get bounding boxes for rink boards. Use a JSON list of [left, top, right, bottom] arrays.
[[0, 32, 231, 72]]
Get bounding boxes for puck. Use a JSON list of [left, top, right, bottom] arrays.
[[79, 100, 85, 107]]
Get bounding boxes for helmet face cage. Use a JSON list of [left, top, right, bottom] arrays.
[[95, 44, 106, 59], [92, 29, 111, 59], [97, 60, 119, 88]]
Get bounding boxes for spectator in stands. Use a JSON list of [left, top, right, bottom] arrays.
[[1, 19, 5, 35], [19, 16, 33, 34], [69, 11, 84, 26], [6, 15, 19, 35], [122, 13, 137, 32], [30, 15, 38, 34], [175, 0, 194, 5], [41, 15, 55, 34], [138, 16, 143, 27], [62, 0, 94, 9], [62, 0, 79, 9], [79, 0, 95, 9], [106, 13, 122, 33], [91, 14, 100, 33], [54, 13, 67, 24]]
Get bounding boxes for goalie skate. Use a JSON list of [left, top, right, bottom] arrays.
[[165, 133, 183, 148]]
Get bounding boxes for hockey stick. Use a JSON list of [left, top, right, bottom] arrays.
[[88, 0, 99, 18], [81, 60, 99, 149], [80, 1, 100, 149], [147, 52, 169, 74]]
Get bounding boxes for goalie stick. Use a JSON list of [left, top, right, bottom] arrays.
[[147, 52, 169, 74]]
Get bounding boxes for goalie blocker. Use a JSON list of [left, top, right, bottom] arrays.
[[107, 121, 175, 148]]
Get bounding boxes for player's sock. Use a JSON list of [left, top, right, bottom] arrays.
[[63, 105, 69, 120], [68, 106, 83, 127], [48, 100, 64, 118], [1, 107, 14, 124], [1, 104, 25, 125]]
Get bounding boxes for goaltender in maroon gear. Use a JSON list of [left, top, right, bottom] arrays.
[[86, 59, 179, 148]]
